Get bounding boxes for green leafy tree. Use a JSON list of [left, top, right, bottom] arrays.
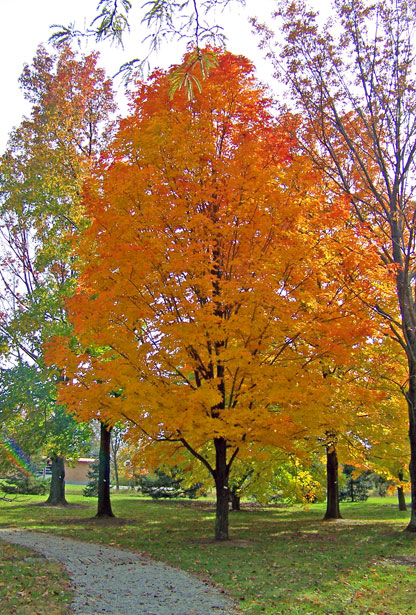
[[0, 45, 115, 504]]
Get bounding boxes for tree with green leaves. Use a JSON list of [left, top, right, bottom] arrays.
[[0, 45, 115, 504], [0, 363, 93, 505]]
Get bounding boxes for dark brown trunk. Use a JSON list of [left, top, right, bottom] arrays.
[[323, 443, 342, 520], [397, 469, 407, 511], [96, 422, 114, 518], [230, 487, 241, 511], [214, 437, 229, 540], [393, 261, 416, 529], [45, 455, 68, 506], [398, 486, 407, 511], [406, 370, 416, 530]]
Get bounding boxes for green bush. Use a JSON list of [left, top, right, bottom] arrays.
[[0, 473, 48, 495], [138, 468, 200, 499]]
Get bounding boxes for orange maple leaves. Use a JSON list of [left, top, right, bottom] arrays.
[[47, 50, 387, 469], [42, 48, 400, 539]]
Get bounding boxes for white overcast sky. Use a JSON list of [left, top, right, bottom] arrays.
[[0, 0, 280, 152]]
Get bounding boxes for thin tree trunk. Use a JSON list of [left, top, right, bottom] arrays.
[[96, 422, 114, 518], [45, 455, 68, 506], [323, 443, 342, 520], [214, 437, 229, 540], [406, 371, 416, 529], [350, 479, 355, 503], [110, 429, 121, 490], [113, 457, 120, 491]]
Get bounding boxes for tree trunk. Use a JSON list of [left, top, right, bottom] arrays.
[[398, 485, 407, 511], [406, 371, 416, 529], [110, 428, 122, 490], [45, 455, 68, 506], [397, 469, 407, 511], [113, 456, 120, 491], [323, 442, 342, 520], [214, 437, 229, 540], [230, 487, 241, 511], [96, 422, 114, 518]]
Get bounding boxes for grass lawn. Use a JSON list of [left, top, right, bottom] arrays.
[[1, 489, 416, 614], [0, 540, 72, 614]]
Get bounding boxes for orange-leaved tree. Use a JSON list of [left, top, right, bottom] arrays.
[[49, 49, 382, 540], [255, 0, 416, 531]]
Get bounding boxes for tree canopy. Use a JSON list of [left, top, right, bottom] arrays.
[[0, 46, 115, 497], [47, 48, 388, 538]]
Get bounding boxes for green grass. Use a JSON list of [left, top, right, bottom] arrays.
[[0, 541, 72, 614], [1, 490, 416, 614]]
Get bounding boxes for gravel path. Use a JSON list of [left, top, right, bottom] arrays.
[[0, 529, 236, 615]]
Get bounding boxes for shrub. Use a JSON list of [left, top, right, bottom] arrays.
[[138, 468, 200, 499], [83, 458, 99, 497], [0, 473, 48, 495]]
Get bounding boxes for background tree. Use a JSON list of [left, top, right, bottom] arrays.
[[110, 423, 127, 491], [0, 45, 115, 504], [51, 49, 381, 540], [0, 363, 92, 505], [339, 466, 373, 502], [256, 0, 416, 530]]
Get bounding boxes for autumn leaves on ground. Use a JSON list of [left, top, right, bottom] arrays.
[[2, 490, 416, 615]]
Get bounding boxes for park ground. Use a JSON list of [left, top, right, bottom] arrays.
[[1, 490, 416, 615]]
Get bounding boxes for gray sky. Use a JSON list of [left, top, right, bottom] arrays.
[[1, 0, 277, 151]]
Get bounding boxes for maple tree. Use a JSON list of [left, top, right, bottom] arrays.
[[50, 48, 384, 539], [0, 45, 115, 505], [255, 0, 416, 530]]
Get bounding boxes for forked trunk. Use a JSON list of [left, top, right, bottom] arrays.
[[45, 455, 68, 506], [96, 422, 114, 518], [214, 437, 229, 540], [323, 442, 342, 520]]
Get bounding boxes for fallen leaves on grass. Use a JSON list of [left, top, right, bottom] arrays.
[[0, 542, 72, 615]]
